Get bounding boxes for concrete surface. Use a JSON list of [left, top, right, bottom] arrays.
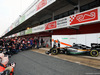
[[32, 48, 100, 69], [9, 50, 100, 75]]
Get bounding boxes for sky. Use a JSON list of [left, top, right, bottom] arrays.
[[0, 0, 35, 37]]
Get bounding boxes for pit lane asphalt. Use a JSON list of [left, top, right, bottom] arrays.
[[9, 50, 100, 75]]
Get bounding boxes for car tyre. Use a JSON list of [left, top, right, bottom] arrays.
[[51, 48, 58, 55], [90, 50, 99, 57]]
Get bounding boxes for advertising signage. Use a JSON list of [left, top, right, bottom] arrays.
[[25, 28, 32, 34], [68, 8, 99, 26], [45, 21, 57, 30], [37, 0, 47, 11], [32, 25, 45, 33], [25, 0, 56, 20], [4, 7, 100, 37], [57, 17, 68, 28], [19, 15, 25, 24], [36, 7, 100, 32]]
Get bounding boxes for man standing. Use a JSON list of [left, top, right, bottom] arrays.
[[41, 38, 44, 47], [36, 37, 39, 49]]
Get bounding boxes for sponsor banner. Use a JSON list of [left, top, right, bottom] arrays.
[[19, 15, 25, 24], [69, 8, 98, 26], [11, 23, 15, 30], [36, 0, 56, 14], [14, 33, 17, 36], [25, 0, 56, 20], [12, 23, 16, 29], [12, 34, 15, 37], [25, 3, 36, 20], [14, 20, 19, 27], [9, 25, 13, 31], [9, 35, 12, 38], [2, 33, 4, 36], [32, 25, 45, 33], [9, 23, 15, 31], [20, 31, 25, 36], [4, 0, 56, 35], [45, 21, 57, 30], [5, 30, 7, 34], [98, 7, 100, 21], [25, 28, 32, 34], [7, 28, 9, 33], [37, 0, 47, 11], [57, 17, 68, 28], [17, 32, 21, 36], [12, 33, 17, 37]]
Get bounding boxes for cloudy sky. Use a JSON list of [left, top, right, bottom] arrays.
[[0, 0, 34, 37]]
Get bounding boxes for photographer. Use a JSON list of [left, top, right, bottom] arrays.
[[0, 54, 15, 75]]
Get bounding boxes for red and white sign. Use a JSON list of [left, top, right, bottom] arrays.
[[10, 25, 13, 31], [37, 0, 47, 11], [45, 21, 57, 30], [69, 9, 98, 25]]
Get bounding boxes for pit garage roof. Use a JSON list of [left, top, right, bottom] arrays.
[[4, 0, 78, 37]]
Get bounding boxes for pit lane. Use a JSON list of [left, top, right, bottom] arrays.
[[9, 50, 100, 75], [32, 48, 100, 69]]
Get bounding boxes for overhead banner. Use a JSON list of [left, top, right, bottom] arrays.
[[4, 7, 100, 37], [25, 28, 32, 34], [45, 21, 57, 30], [25, 0, 56, 20], [68, 8, 99, 26], [20, 31, 25, 36], [19, 15, 25, 24], [57, 17, 68, 28], [37, 0, 47, 11], [17, 32, 21, 36], [9, 25, 13, 31], [14, 20, 19, 27], [32, 25, 45, 33]]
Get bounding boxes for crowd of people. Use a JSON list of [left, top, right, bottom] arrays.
[[0, 37, 45, 75], [0, 37, 45, 55]]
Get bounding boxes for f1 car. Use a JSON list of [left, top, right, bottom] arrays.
[[46, 43, 100, 57]]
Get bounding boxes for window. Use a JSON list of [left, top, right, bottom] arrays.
[[48, 18, 52, 22], [89, 1, 98, 9], [80, 0, 100, 12], [63, 12, 68, 17], [80, 4, 89, 12], [59, 14, 64, 18], [40, 21, 43, 24], [68, 9, 74, 15], [54, 15, 59, 20]]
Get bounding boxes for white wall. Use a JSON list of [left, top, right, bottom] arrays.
[[86, 34, 98, 46], [52, 33, 100, 47], [52, 35, 69, 47]]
